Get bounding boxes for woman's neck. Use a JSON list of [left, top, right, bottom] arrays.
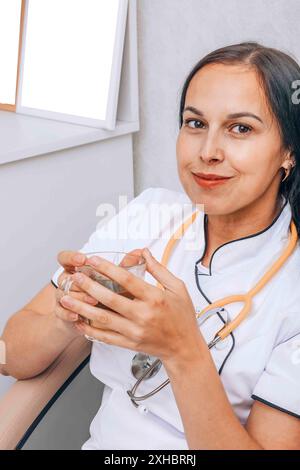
[[201, 194, 283, 267]]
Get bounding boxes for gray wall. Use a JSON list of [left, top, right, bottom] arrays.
[[133, 0, 300, 194], [0, 135, 134, 397]]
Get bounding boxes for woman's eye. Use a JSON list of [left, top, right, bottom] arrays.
[[231, 124, 252, 134], [184, 119, 205, 129], [183, 119, 252, 134]]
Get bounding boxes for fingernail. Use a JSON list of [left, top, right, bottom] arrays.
[[61, 295, 73, 306], [75, 254, 85, 263], [73, 273, 84, 284], [85, 296, 98, 304]]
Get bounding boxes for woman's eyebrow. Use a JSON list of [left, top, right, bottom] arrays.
[[183, 106, 264, 124]]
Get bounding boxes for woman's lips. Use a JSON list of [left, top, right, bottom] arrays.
[[192, 173, 233, 188]]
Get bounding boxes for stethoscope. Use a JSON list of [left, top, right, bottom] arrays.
[[127, 208, 298, 409]]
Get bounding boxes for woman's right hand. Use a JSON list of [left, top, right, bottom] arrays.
[[54, 251, 98, 335]]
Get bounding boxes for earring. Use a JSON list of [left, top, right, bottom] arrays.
[[282, 168, 290, 182], [281, 160, 296, 182]]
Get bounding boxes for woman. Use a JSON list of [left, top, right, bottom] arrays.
[[2, 42, 300, 449]]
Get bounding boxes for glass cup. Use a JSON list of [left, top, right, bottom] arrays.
[[59, 251, 146, 343]]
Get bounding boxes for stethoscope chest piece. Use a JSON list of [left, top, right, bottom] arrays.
[[131, 353, 162, 380]]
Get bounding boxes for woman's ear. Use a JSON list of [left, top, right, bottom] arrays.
[[282, 149, 296, 169], [288, 154, 296, 169]]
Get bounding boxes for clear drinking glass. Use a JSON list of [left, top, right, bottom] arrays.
[[59, 251, 146, 343]]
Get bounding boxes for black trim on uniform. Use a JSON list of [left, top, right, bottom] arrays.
[[194, 262, 236, 376], [15, 354, 91, 450], [51, 279, 58, 289], [194, 210, 235, 375], [251, 394, 300, 419], [194, 211, 236, 375], [195, 195, 288, 276]]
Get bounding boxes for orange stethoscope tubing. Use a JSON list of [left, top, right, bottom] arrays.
[[127, 208, 298, 406], [157, 209, 298, 347]]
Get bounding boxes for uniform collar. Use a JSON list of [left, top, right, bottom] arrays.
[[195, 194, 292, 276]]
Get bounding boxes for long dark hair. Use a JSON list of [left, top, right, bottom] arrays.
[[179, 42, 300, 236]]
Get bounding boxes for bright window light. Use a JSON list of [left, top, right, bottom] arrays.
[[19, 0, 127, 129], [0, 0, 22, 106]]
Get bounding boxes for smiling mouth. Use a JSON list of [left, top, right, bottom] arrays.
[[192, 173, 233, 188], [192, 172, 232, 180]]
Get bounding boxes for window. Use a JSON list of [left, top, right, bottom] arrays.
[[0, 0, 24, 111], [1, 0, 129, 130]]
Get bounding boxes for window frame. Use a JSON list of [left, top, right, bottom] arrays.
[[2, 0, 129, 131], [0, 0, 26, 112], [0, 0, 139, 166]]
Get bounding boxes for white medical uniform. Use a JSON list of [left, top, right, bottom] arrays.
[[51, 187, 300, 450]]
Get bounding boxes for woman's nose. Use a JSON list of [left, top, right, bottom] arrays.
[[199, 130, 224, 163]]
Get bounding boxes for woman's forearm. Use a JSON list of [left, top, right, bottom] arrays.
[[163, 345, 263, 450], [1, 309, 77, 380]]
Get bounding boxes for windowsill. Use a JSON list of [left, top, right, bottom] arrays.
[[0, 110, 139, 165]]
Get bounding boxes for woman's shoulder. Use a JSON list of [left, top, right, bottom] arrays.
[[271, 242, 300, 342], [133, 186, 191, 205], [281, 239, 300, 286], [120, 187, 194, 241], [79, 187, 193, 254]]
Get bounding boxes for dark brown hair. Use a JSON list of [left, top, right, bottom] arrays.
[[179, 42, 300, 235]]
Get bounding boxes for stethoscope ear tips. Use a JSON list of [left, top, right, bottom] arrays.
[[196, 307, 228, 326]]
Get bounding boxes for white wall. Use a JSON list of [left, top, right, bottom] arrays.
[[0, 135, 134, 396], [133, 0, 300, 194]]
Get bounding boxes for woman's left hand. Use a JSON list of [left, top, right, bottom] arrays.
[[60, 248, 206, 363]]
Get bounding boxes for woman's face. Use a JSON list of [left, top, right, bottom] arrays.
[[176, 63, 290, 214]]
